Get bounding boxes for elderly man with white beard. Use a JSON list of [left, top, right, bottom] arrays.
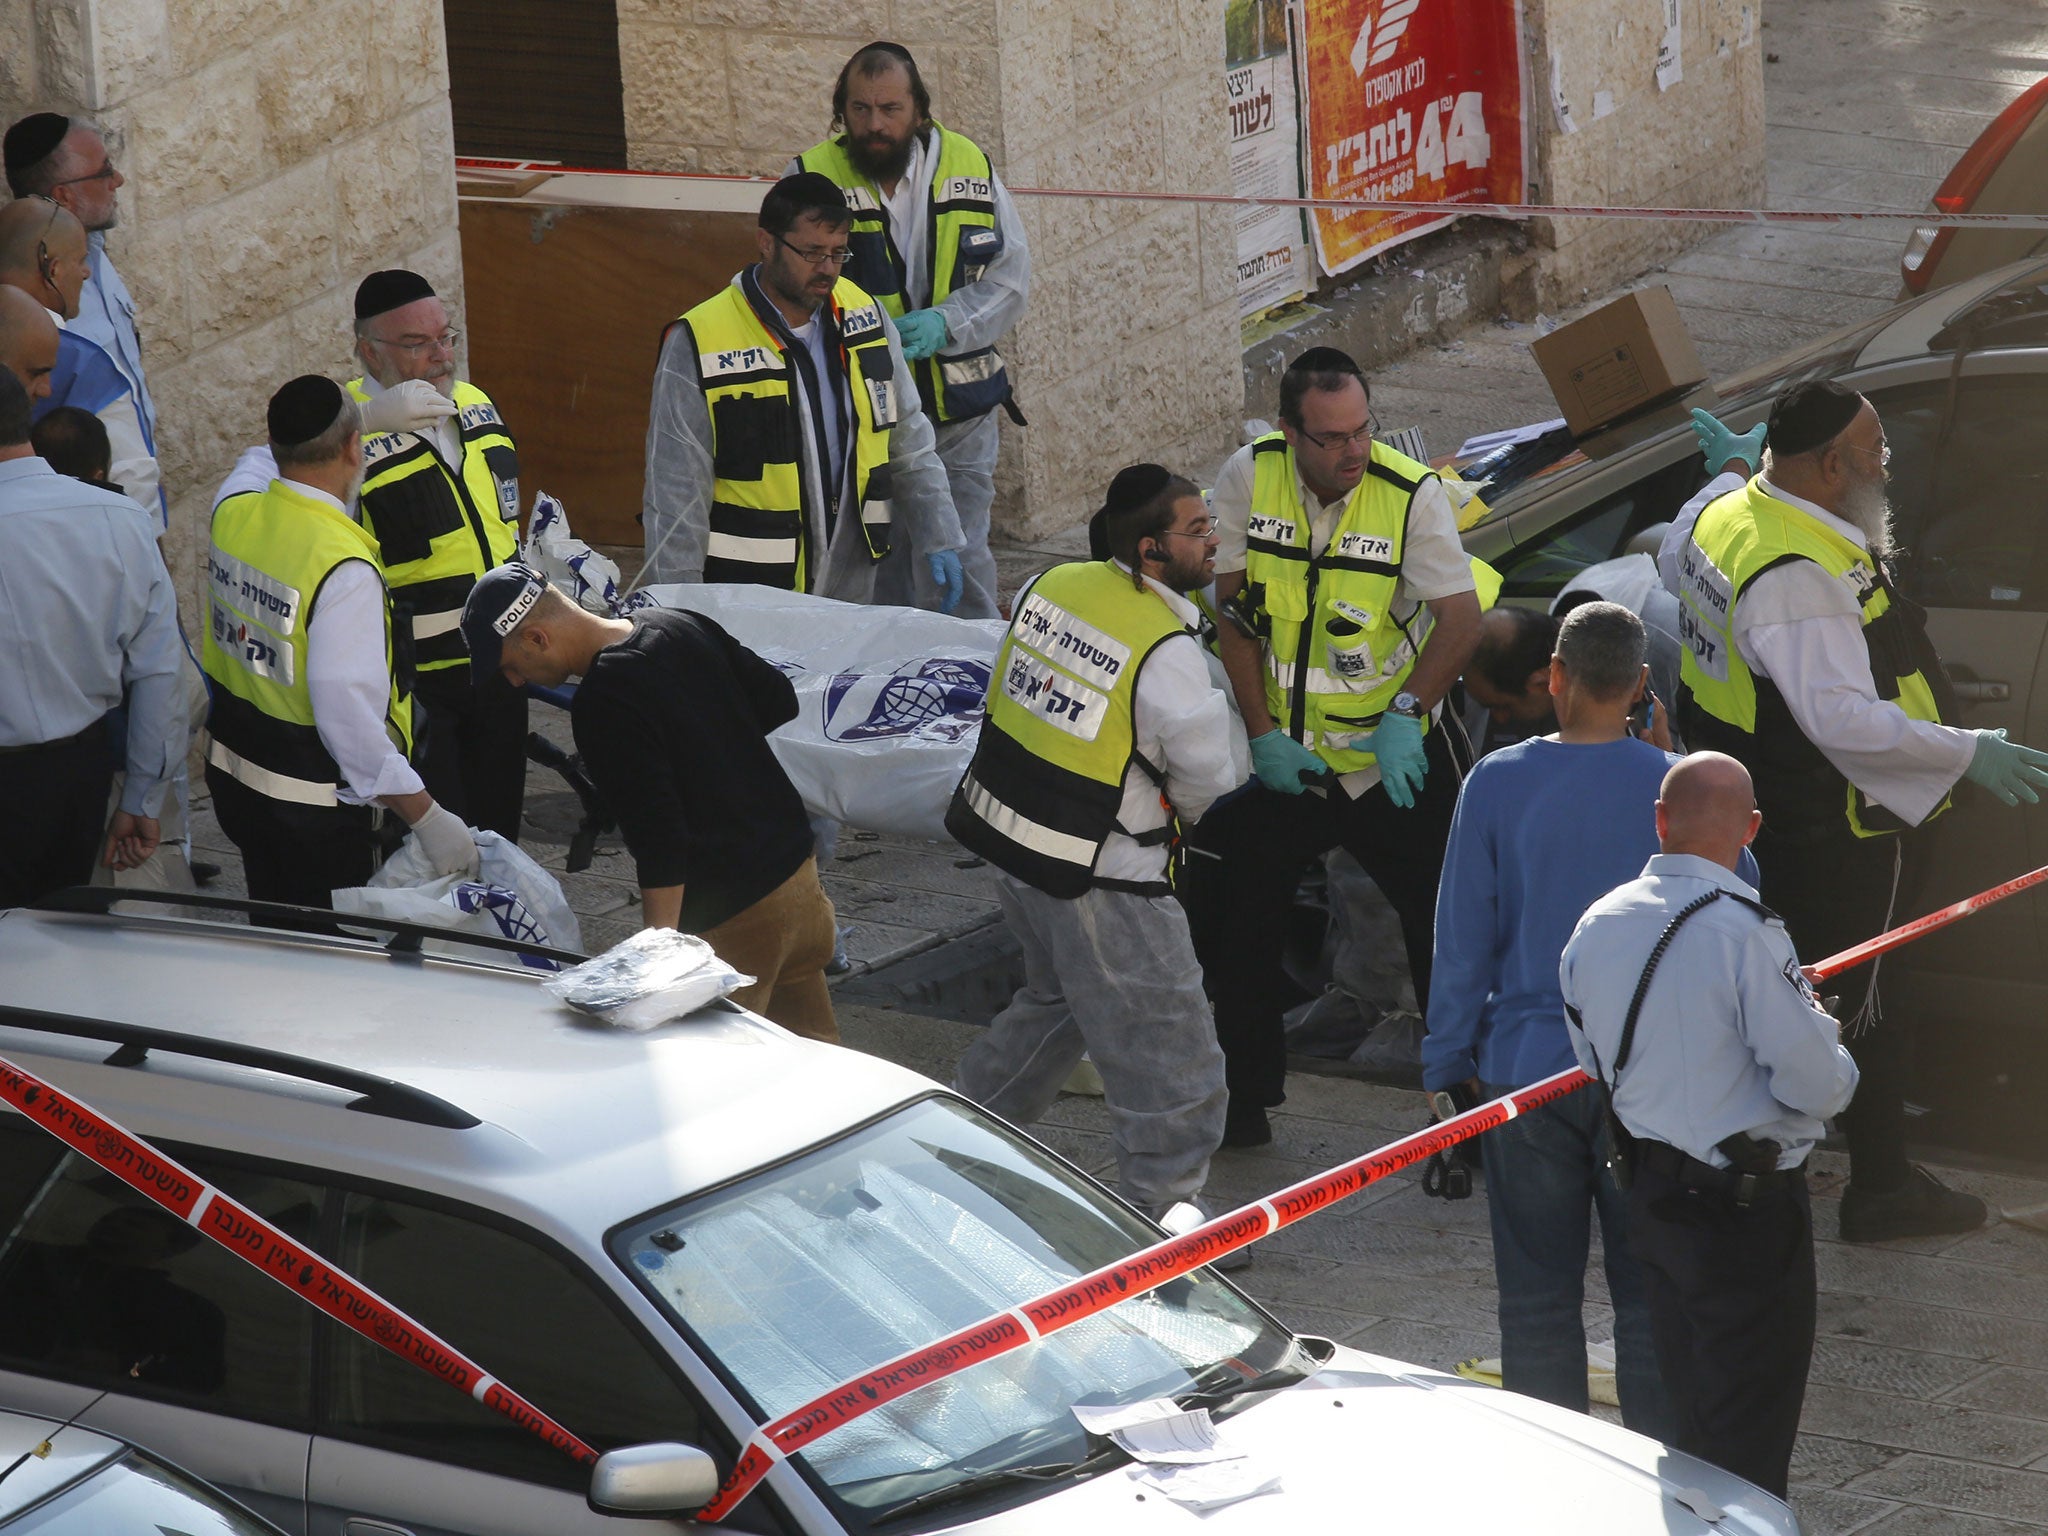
[[1665, 380, 2048, 1245]]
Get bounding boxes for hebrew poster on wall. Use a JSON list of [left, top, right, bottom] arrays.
[[1225, 0, 1312, 317], [1302, 0, 1527, 276]]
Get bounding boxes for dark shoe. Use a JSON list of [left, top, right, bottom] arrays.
[[1839, 1164, 1987, 1243], [190, 861, 221, 887], [1221, 1108, 1273, 1149]]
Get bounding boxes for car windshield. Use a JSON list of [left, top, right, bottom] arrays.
[[612, 1095, 1299, 1525]]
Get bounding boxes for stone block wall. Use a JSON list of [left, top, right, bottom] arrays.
[[1526, 0, 1766, 309], [0, 0, 463, 620], [615, 0, 1243, 543]]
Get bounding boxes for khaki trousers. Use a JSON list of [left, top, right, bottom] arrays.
[[703, 858, 840, 1043]]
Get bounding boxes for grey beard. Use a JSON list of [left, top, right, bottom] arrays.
[[1842, 478, 1893, 561]]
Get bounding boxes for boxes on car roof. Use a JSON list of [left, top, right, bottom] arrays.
[[1531, 285, 1708, 438]]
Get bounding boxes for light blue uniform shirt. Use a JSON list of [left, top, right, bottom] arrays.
[[0, 457, 185, 815], [1559, 853, 1860, 1170], [71, 234, 156, 441]]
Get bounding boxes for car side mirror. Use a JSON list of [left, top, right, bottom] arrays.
[[589, 1442, 721, 1515]]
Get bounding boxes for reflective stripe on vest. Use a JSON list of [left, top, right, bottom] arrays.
[[945, 561, 1191, 897], [1242, 435, 1501, 772], [348, 378, 519, 672], [1676, 478, 1950, 838], [202, 479, 413, 808], [798, 122, 1011, 423], [677, 277, 895, 594]]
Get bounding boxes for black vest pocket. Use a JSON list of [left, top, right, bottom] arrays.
[[365, 471, 464, 567], [711, 394, 796, 483], [480, 443, 521, 521]]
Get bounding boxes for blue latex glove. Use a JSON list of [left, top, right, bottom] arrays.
[[927, 548, 965, 613], [1249, 729, 1328, 795], [1689, 407, 1768, 477], [895, 308, 949, 361], [1368, 710, 1428, 808], [1964, 728, 2048, 806]]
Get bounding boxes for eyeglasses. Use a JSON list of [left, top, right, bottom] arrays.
[[1842, 440, 1893, 468], [49, 160, 118, 188], [1160, 520, 1217, 540], [370, 329, 461, 358], [776, 234, 854, 268], [1297, 416, 1380, 452]]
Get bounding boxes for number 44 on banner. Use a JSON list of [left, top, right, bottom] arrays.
[[1415, 92, 1491, 180]]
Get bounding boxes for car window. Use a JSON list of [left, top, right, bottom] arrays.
[[0, 1150, 319, 1423], [1491, 451, 1708, 602], [323, 1190, 708, 1493], [9, 1448, 280, 1534], [1870, 375, 2048, 610]]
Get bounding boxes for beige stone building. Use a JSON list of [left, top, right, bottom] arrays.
[[1, 0, 1763, 591]]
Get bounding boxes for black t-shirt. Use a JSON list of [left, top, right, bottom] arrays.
[[570, 609, 813, 931]]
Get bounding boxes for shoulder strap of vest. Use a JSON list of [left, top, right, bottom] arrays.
[[1252, 435, 1289, 457]]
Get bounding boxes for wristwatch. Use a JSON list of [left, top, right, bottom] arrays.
[[1390, 691, 1423, 718]]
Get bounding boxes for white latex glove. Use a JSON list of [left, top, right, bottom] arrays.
[[409, 801, 481, 880], [357, 378, 458, 436]]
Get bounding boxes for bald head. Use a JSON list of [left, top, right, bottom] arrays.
[[1656, 752, 1762, 870], [0, 284, 58, 402], [0, 197, 88, 318]]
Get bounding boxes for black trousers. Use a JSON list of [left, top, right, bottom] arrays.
[[1183, 725, 1461, 1111], [0, 729, 114, 907], [1627, 1157, 1816, 1500], [413, 666, 529, 841], [206, 766, 377, 932], [1752, 823, 1910, 1191]]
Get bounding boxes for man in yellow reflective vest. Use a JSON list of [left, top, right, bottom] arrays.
[[791, 42, 1028, 619], [201, 376, 478, 927], [1184, 348, 1484, 1148], [1673, 382, 2048, 1242], [946, 465, 1247, 1222], [211, 271, 529, 842], [642, 173, 966, 611]]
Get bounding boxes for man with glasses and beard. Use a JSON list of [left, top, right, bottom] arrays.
[[1673, 380, 2048, 1243], [946, 466, 1245, 1229], [215, 271, 530, 840], [642, 172, 964, 611], [792, 42, 1028, 620]]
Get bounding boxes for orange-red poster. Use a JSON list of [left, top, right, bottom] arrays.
[[1302, 0, 1526, 275]]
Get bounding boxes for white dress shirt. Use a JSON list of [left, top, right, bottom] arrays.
[[285, 480, 425, 804], [1661, 473, 1974, 825]]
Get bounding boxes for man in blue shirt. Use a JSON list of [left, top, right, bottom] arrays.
[[1424, 600, 1705, 1439], [0, 363, 183, 904], [1560, 752, 1857, 1497]]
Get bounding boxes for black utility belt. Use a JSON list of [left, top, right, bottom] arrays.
[[0, 720, 107, 756], [1635, 1139, 1804, 1202]]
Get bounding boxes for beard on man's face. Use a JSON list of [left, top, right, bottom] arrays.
[[1842, 473, 1894, 561], [848, 128, 915, 183]]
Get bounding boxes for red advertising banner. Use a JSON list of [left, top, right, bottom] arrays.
[[1301, 0, 1526, 275]]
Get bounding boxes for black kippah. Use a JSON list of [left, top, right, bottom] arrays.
[[1287, 345, 1364, 379], [354, 268, 436, 321], [1103, 463, 1172, 515], [4, 113, 70, 193], [268, 375, 347, 448], [1767, 380, 1864, 456]]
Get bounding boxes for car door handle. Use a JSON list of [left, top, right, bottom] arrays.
[[343, 1521, 415, 1536], [1953, 679, 2012, 703]]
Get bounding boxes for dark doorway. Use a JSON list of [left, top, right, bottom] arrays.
[[443, 0, 627, 168]]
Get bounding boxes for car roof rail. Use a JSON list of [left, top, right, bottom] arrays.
[[28, 887, 590, 968], [0, 1005, 482, 1129]]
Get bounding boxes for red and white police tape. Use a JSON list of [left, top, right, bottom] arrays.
[[0, 1056, 598, 1468], [6, 860, 2045, 1513], [452, 158, 2048, 232]]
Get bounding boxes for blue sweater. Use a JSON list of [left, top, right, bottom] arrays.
[[1421, 735, 1758, 1091]]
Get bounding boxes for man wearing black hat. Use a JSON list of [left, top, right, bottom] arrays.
[[4, 113, 156, 476], [202, 375, 479, 922], [789, 42, 1029, 620], [1673, 381, 2048, 1242], [214, 270, 528, 841], [642, 172, 966, 612], [945, 466, 1246, 1224], [460, 564, 839, 1041]]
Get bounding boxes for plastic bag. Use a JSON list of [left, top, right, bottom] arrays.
[[334, 829, 583, 967], [543, 927, 753, 1030], [522, 490, 624, 615]]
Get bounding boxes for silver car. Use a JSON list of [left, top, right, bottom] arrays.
[[1460, 256, 2048, 1147]]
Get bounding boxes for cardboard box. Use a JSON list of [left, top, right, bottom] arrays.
[[1530, 286, 1707, 438]]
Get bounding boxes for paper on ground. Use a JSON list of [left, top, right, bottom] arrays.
[[1071, 1398, 1239, 1464], [1128, 1458, 1284, 1511]]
